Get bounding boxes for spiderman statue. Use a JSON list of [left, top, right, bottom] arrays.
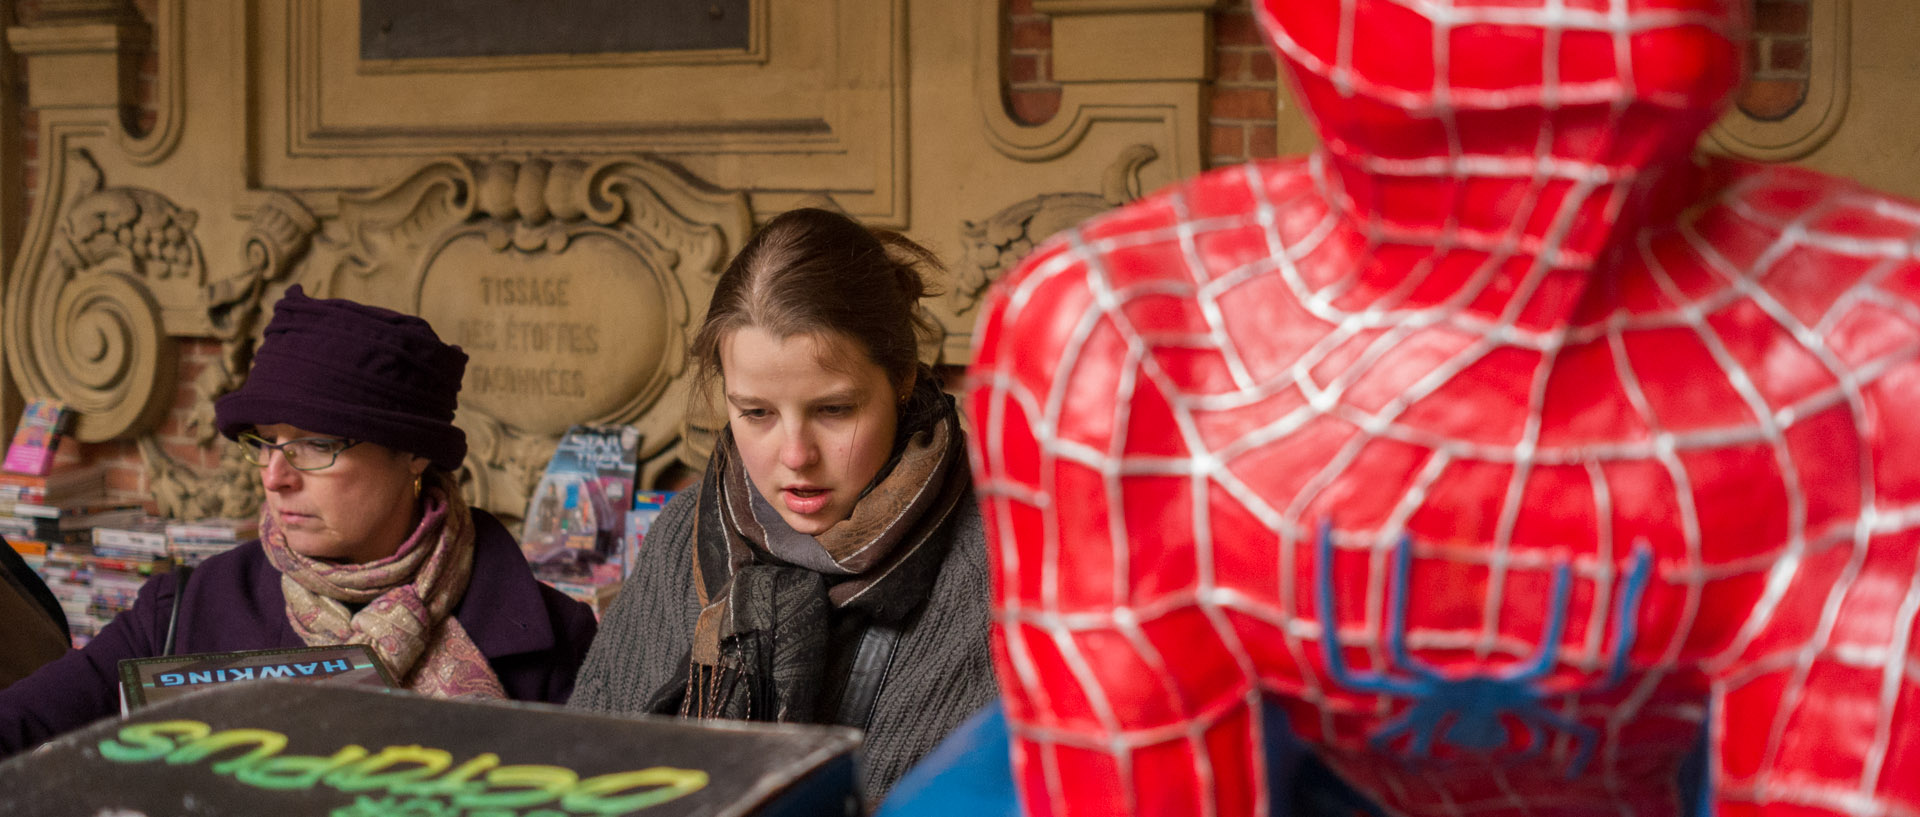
[[894, 1, 1920, 816]]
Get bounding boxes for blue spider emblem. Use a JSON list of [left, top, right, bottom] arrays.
[[1314, 523, 1654, 777]]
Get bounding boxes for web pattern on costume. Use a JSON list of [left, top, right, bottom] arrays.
[[967, 2, 1920, 816], [1312, 524, 1655, 779]]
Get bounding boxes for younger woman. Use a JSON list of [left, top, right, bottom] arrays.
[[569, 208, 994, 803]]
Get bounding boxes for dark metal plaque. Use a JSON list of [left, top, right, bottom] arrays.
[[361, 0, 753, 60]]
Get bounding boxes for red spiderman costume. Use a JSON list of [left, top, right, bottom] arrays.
[[966, 1, 1920, 816]]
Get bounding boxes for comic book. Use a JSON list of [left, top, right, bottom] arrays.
[[1, 401, 72, 476], [520, 424, 639, 584], [620, 490, 677, 580]]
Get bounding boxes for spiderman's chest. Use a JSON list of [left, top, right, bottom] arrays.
[[1080, 309, 1871, 666], [1110, 308, 1864, 559]]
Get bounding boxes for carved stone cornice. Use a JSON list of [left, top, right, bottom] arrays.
[[5, 20, 147, 113], [17, 0, 141, 26]]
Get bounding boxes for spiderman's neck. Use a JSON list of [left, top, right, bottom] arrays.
[[1314, 149, 1713, 331]]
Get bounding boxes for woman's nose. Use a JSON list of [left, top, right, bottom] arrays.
[[258, 449, 300, 491], [778, 423, 817, 470]]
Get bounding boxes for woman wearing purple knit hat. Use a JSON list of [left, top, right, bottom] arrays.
[[0, 286, 598, 759]]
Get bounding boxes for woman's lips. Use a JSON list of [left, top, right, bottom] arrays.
[[782, 487, 830, 515]]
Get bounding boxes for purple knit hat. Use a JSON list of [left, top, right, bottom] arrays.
[[214, 285, 469, 471]]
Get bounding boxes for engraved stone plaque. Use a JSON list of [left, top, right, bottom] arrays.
[[418, 232, 672, 437]]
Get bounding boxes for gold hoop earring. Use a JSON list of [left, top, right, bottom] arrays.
[[412, 474, 423, 497]]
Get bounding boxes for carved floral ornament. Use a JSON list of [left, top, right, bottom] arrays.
[[953, 143, 1158, 317], [2, 149, 196, 444]]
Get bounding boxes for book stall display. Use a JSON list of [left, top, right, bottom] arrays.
[[1, 404, 152, 646], [4, 502, 170, 647], [0, 401, 255, 647], [1, 403, 674, 645]]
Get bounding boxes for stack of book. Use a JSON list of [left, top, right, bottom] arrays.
[[93, 515, 171, 561], [3, 401, 171, 647], [2, 475, 154, 646], [1, 402, 100, 574], [84, 546, 171, 633], [35, 544, 94, 638], [89, 515, 177, 632], [165, 517, 258, 566], [0, 464, 114, 547], [37, 538, 173, 647]]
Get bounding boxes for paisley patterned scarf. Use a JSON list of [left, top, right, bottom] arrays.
[[261, 470, 505, 699], [669, 378, 970, 723]]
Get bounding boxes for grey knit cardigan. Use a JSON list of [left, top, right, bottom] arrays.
[[567, 486, 998, 804]]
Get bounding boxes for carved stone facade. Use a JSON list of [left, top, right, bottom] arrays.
[[0, 0, 1222, 524], [3, 0, 1916, 523]]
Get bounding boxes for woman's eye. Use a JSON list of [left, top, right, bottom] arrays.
[[819, 405, 853, 417], [293, 439, 344, 456], [737, 409, 770, 421]]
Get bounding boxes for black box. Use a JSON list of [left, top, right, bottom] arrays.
[[0, 682, 861, 817]]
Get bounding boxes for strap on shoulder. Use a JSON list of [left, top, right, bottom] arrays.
[[162, 564, 194, 657]]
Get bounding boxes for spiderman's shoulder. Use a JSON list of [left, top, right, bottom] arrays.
[[978, 157, 1326, 338]]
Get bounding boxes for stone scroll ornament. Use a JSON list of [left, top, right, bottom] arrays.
[[965, 2, 1920, 816]]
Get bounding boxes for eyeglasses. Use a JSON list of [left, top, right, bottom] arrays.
[[235, 432, 364, 471]]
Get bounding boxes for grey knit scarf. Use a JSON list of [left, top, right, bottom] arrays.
[[657, 380, 969, 725]]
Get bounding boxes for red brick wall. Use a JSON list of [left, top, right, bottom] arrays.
[[1209, 0, 1280, 166], [1740, 0, 1811, 121], [1004, 0, 1063, 126]]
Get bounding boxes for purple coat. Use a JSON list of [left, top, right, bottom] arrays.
[[0, 509, 597, 759]]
